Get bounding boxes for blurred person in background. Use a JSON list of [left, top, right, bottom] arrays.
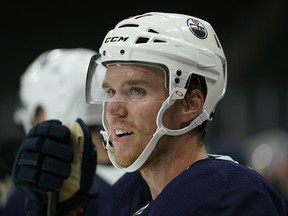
[[241, 128, 288, 205], [2, 48, 124, 216]]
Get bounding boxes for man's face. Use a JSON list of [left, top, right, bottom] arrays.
[[102, 63, 168, 167]]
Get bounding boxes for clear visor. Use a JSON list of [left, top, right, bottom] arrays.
[[86, 54, 107, 104], [86, 54, 169, 105]]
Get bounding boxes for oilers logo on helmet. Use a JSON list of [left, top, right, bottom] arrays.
[[187, 18, 208, 39]]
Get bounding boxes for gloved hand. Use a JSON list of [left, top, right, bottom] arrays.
[[12, 119, 73, 203], [12, 118, 98, 215], [58, 118, 98, 215]]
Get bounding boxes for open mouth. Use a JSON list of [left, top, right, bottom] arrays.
[[115, 129, 133, 137]]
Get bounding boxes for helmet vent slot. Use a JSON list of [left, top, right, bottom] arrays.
[[213, 34, 222, 49], [135, 37, 166, 44], [118, 24, 139, 28], [148, 29, 159, 34], [135, 37, 149, 44], [153, 39, 166, 43]]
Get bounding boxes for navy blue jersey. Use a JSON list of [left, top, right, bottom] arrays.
[[96, 157, 287, 216], [2, 187, 25, 216]]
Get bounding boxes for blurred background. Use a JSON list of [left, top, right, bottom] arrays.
[[0, 0, 287, 203]]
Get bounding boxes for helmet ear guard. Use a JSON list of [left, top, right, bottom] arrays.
[[86, 12, 227, 172]]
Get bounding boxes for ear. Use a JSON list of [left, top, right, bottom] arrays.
[[181, 89, 204, 122], [32, 106, 46, 126]]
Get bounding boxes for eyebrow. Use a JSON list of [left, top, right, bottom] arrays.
[[102, 79, 151, 89]]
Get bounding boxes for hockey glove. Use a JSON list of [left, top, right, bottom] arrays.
[[12, 118, 98, 215], [58, 118, 98, 215], [12, 119, 73, 203]]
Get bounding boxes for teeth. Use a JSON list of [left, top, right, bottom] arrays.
[[115, 129, 132, 135]]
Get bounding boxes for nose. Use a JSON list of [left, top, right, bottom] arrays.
[[106, 100, 128, 117]]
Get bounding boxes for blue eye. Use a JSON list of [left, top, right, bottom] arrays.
[[131, 87, 145, 96], [106, 89, 115, 98]]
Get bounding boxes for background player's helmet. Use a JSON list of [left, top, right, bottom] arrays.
[[15, 48, 102, 134], [86, 12, 227, 172]]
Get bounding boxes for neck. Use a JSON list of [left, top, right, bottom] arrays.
[[140, 132, 208, 200]]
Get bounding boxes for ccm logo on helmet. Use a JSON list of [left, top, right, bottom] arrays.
[[187, 18, 208, 39], [104, 36, 129, 43]]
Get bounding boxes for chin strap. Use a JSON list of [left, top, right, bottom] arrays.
[[107, 126, 167, 172]]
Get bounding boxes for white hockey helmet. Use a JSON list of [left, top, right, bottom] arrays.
[[86, 12, 227, 172], [15, 48, 102, 134]]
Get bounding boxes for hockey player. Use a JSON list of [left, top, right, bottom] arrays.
[[4, 48, 123, 216], [12, 12, 288, 215]]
